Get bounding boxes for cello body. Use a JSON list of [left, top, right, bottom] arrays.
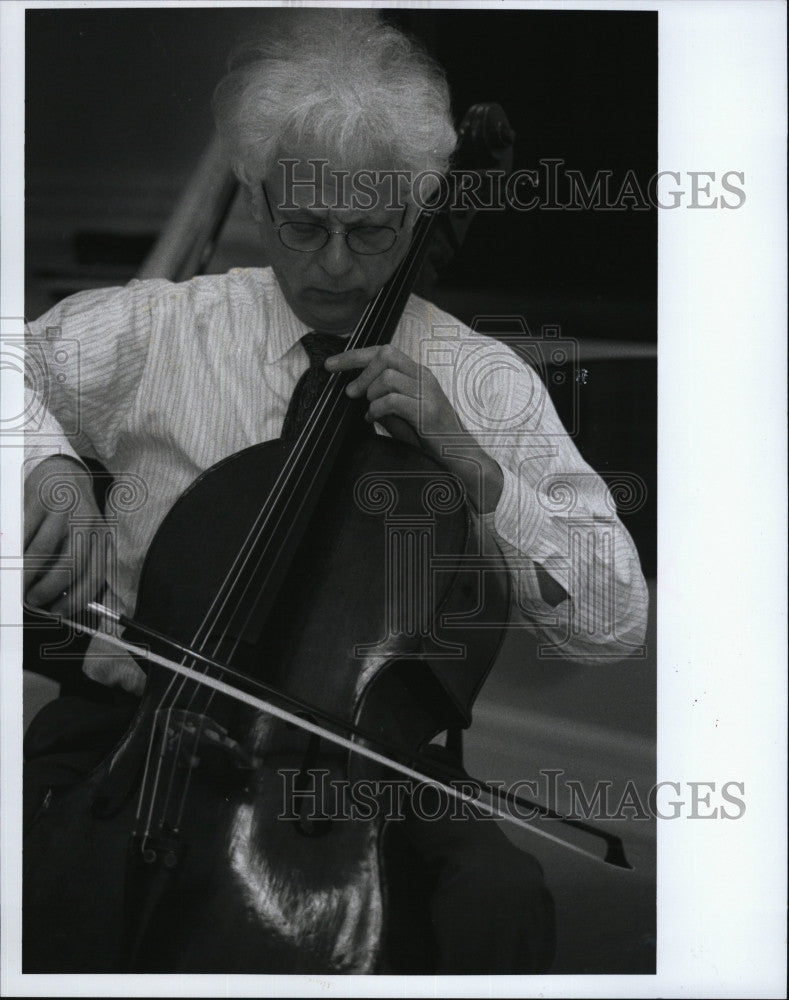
[[23, 431, 508, 973]]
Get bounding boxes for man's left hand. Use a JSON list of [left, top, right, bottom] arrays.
[[326, 343, 460, 441], [325, 344, 503, 514]]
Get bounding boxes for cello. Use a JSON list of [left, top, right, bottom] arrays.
[[23, 104, 521, 974]]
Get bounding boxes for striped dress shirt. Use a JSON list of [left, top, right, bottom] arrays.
[[25, 267, 648, 691]]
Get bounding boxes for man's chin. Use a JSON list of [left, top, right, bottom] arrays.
[[298, 290, 367, 334]]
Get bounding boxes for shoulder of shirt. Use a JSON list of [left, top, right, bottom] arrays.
[[401, 293, 470, 337], [398, 294, 544, 397], [29, 267, 277, 329], [400, 292, 517, 352], [128, 267, 275, 311]]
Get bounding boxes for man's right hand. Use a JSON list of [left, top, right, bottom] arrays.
[[24, 455, 107, 618]]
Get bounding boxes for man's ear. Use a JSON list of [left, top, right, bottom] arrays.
[[232, 162, 264, 222]]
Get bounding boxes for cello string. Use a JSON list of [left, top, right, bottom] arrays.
[[151, 208, 428, 728], [153, 215, 431, 693], [133, 305, 382, 829], [204, 208, 434, 647], [144, 214, 436, 834], [157, 212, 437, 829], [147, 312, 380, 825], [143, 210, 436, 830], [143, 705, 185, 840], [183, 207, 433, 673], [197, 209, 436, 665]]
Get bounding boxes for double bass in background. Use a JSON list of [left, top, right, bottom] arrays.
[[21, 10, 648, 976]]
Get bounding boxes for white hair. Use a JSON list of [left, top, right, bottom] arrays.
[[212, 10, 457, 193]]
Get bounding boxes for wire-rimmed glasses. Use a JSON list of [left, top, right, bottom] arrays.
[[261, 184, 406, 255]]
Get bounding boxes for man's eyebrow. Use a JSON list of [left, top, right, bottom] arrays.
[[285, 204, 397, 227], [286, 205, 324, 221], [273, 197, 323, 217]]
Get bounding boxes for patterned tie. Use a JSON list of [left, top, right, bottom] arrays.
[[280, 331, 350, 439]]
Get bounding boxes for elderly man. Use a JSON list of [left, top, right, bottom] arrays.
[[24, 10, 647, 975]]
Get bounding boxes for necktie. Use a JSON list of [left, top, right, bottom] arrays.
[[280, 332, 350, 439]]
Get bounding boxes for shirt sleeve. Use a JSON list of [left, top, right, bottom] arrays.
[[413, 310, 649, 663], [24, 279, 166, 476]]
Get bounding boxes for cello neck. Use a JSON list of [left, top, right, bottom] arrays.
[[202, 207, 440, 645]]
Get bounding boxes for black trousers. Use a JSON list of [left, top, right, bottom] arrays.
[[24, 688, 556, 975]]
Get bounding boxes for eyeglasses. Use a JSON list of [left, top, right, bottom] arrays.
[[261, 184, 405, 256]]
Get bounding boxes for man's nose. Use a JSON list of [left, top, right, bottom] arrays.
[[319, 232, 355, 277]]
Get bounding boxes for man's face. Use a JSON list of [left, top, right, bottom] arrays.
[[256, 163, 414, 335]]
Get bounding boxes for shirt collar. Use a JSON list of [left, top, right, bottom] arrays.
[[263, 268, 312, 364]]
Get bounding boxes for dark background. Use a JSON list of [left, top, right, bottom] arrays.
[[26, 7, 657, 333], [24, 7, 657, 975]]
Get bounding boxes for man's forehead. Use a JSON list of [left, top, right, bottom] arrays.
[[266, 158, 410, 215]]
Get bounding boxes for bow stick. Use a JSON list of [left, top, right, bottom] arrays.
[[40, 601, 632, 869]]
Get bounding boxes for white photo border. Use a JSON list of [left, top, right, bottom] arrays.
[[1, 1, 786, 997]]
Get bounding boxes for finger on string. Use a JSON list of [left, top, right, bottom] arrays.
[[366, 393, 419, 427], [350, 359, 420, 402], [351, 367, 418, 402], [324, 346, 381, 370], [327, 344, 419, 382]]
